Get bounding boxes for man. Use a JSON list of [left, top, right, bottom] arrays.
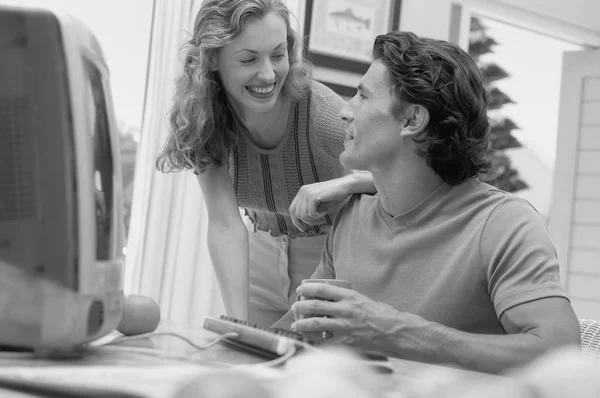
[[275, 32, 580, 374]]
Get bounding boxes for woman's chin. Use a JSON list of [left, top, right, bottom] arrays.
[[242, 94, 281, 114]]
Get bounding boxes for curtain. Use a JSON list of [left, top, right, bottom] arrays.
[[124, 0, 225, 328]]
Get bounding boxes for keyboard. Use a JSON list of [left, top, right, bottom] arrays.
[[203, 315, 311, 359]]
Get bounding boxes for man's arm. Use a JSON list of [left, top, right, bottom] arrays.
[[412, 197, 580, 372], [291, 286, 580, 374], [386, 296, 580, 373]]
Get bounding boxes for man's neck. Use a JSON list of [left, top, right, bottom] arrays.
[[371, 157, 444, 218]]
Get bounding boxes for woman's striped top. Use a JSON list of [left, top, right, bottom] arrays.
[[229, 80, 348, 238]]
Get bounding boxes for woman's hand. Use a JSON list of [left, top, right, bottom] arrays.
[[289, 172, 376, 231], [289, 179, 350, 231]]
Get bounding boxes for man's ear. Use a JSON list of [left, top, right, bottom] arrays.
[[400, 104, 429, 138]]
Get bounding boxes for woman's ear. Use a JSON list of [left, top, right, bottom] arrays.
[[205, 49, 219, 72], [400, 104, 429, 138], [208, 56, 218, 72]]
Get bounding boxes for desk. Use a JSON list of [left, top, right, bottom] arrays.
[[0, 321, 506, 398]]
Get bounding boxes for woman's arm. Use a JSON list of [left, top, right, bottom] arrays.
[[342, 170, 377, 195], [289, 171, 375, 231], [197, 166, 249, 320]]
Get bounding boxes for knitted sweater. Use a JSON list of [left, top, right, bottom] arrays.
[[229, 80, 348, 238]]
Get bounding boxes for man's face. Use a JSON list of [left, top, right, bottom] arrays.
[[339, 61, 406, 171]]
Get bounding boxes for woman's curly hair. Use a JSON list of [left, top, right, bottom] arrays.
[[156, 0, 309, 174], [372, 31, 491, 185]]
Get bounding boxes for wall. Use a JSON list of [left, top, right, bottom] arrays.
[[455, 0, 600, 47], [566, 75, 600, 319], [550, 50, 600, 320], [399, 0, 453, 40], [494, 0, 600, 35]]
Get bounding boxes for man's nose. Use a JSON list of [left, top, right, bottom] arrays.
[[340, 100, 353, 123]]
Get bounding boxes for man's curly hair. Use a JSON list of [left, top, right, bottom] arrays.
[[372, 31, 490, 185]]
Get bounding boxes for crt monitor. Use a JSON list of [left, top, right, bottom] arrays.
[[0, 3, 125, 353]]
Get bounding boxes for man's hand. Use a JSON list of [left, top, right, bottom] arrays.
[[291, 283, 414, 352], [289, 179, 349, 231]]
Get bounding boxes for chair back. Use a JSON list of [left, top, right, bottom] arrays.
[[580, 318, 600, 359]]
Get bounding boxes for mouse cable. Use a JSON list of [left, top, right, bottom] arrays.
[[96, 332, 239, 363], [103, 331, 303, 368], [109, 331, 237, 351]]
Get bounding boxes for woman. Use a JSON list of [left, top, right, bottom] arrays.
[[156, 0, 375, 326]]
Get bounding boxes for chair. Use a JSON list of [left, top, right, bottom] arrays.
[[580, 318, 600, 359]]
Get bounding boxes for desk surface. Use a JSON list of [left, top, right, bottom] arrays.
[[0, 321, 504, 398]]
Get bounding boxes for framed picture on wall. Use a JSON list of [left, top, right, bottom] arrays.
[[304, 0, 401, 74]]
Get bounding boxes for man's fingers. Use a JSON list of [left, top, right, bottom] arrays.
[[297, 331, 324, 341], [291, 315, 345, 333], [296, 283, 351, 302], [293, 298, 335, 317]]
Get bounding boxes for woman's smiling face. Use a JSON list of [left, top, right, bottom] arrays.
[[214, 11, 290, 116]]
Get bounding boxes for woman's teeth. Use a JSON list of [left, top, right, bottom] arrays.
[[246, 84, 275, 94]]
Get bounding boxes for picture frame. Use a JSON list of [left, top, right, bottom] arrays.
[[304, 0, 401, 74]]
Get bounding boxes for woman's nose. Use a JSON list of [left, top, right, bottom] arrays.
[[256, 59, 275, 81]]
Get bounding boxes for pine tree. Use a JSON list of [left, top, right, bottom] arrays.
[[469, 17, 528, 192]]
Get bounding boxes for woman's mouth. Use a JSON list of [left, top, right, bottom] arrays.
[[245, 83, 277, 98]]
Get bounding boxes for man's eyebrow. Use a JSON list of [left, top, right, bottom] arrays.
[[233, 42, 287, 55]]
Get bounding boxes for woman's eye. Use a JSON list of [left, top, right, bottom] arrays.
[[271, 53, 286, 60], [240, 58, 255, 65]]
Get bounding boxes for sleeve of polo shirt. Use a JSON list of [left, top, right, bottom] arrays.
[[480, 197, 569, 319]]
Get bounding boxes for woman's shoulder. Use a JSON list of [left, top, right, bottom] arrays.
[[306, 80, 343, 102], [302, 80, 347, 155], [304, 80, 345, 117]]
